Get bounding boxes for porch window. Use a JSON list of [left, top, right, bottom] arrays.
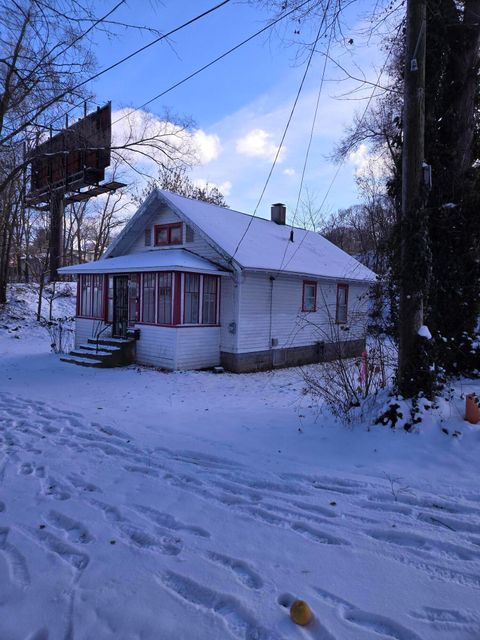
[[128, 275, 140, 324], [302, 281, 316, 312], [107, 276, 113, 322], [202, 275, 218, 324], [336, 284, 349, 323], [78, 274, 104, 319], [80, 274, 92, 317], [92, 275, 104, 318], [154, 223, 183, 246], [184, 273, 200, 323], [158, 272, 173, 324], [142, 273, 156, 323]]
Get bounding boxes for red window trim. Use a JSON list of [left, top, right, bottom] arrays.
[[78, 271, 221, 327], [78, 274, 105, 320], [157, 271, 173, 325], [336, 283, 349, 324], [183, 272, 201, 324], [154, 223, 183, 246], [141, 272, 157, 324], [302, 280, 317, 312]]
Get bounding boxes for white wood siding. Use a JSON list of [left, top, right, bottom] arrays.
[[176, 327, 221, 370], [219, 275, 238, 352], [74, 318, 111, 347], [128, 204, 230, 268], [134, 324, 177, 369], [235, 272, 370, 353]]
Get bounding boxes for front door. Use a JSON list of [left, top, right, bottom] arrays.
[[113, 276, 129, 337]]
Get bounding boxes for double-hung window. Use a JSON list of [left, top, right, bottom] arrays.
[[202, 276, 218, 324], [80, 274, 92, 317], [302, 281, 317, 312], [79, 274, 104, 319], [158, 272, 173, 324], [92, 275, 104, 318], [336, 284, 349, 323], [142, 273, 156, 323], [184, 274, 200, 324]]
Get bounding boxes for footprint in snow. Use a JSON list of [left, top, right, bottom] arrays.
[[313, 587, 422, 640], [46, 510, 93, 544], [157, 571, 280, 640], [206, 551, 264, 590]]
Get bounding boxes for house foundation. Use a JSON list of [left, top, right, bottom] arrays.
[[220, 338, 365, 373]]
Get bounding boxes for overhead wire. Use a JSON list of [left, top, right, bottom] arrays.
[[277, 6, 336, 273], [279, 25, 400, 275], [110, 0, 317, 128], [2, 0, 233, 146], [229, 4, 331, 265]]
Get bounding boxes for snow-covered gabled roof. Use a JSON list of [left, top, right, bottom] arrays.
[[104, 189, 377, 283], [58, 248, 228, 276]]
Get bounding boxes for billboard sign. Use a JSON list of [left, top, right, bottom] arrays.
[[29, 103, 111, 199]]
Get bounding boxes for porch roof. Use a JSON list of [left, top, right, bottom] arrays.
[[58, 249, 229, 276]]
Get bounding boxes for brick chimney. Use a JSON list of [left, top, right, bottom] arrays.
[[271, 203, 286, 225]]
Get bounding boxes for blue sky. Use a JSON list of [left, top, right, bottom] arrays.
[[88, 0, 387, 221]]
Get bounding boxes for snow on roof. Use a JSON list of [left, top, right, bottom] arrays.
[[156, 190, 376, 282], [58, 248, 228, 275]]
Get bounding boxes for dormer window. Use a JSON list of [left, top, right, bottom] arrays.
[[154, 223, 183, 246]]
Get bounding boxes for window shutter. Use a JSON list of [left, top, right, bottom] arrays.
[[145, 228, 152, 246], [185, 225, 194, 243]]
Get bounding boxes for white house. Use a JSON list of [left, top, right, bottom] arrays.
[[59, 189, 376, 371]]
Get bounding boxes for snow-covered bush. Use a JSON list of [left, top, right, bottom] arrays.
[[41, 316, 75, 354], [302, 334, 396, 424]]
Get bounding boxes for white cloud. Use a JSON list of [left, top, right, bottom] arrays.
[[348, 143, 387, 179], [193, 178, 232, 196], [193, 130, 221, 164], [236, 128, 285, 162], [283, 168, 296, 177], [111, 109, 222, 181]]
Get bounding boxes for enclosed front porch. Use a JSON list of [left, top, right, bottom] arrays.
[[59, 250, 228, 370]]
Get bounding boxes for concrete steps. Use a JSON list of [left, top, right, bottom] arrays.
[[61, 337, 136, 368]]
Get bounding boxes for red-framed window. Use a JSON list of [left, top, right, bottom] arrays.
[[202, 275, 218, 325], [336, 283, 349, 323], [158, 272, 173, 324], [78, 274, 104, 319], [184, 273, 200, 324], [128, 275, 140, 325], [302, 280, 317, 312], [141, 273, 156, 323], [154, 223, 183, 246]]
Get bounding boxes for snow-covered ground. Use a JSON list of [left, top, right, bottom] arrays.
[[1, 285, 480, 640]]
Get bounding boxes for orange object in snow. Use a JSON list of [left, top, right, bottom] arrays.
[[290, 600, 313, 626], [465, 393, 480, 424]]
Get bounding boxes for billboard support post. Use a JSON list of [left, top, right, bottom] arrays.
[[49, 190, 64, 281]]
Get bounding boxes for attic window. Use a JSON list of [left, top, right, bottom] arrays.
[[154, 223, 182, 246]]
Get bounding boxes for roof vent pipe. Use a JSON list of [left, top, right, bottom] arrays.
[[271, 203, 286, 225]]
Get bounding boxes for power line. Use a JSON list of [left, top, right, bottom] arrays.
[[277, 17, 335, 273], [111, 0, 316, 129], [1, 0, 233, 146], [229, 6, 330, 264], [279, 30, 399, 275]]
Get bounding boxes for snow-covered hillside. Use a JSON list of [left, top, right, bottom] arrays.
[[1, 285, 480, 639]]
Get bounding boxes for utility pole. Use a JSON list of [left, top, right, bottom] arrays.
[[398, 0, 427, 396]]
